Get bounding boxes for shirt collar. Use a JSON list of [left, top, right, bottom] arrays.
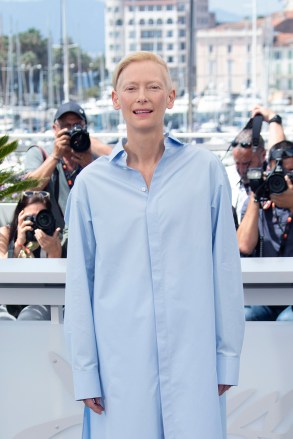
[[108, 134, 185, 167]]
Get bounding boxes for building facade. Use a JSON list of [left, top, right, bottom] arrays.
[[105, 0, 211, 93], [196, 8, 293, 103], [196, 19, 272, 100]]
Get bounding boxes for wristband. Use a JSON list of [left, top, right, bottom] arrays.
[[15, 240, 24, 247], [268, 114, 282, 125], [50, 154, 60, 161]]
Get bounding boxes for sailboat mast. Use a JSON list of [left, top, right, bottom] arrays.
[[61, 0, 69, 102]]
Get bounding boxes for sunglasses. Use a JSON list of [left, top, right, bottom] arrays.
[[269, 149, 293, 161], [22, 191, 50, 200], [231, 141, 252, 149]]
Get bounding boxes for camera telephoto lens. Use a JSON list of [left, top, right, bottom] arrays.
[[267, 174, 287, 194], [35, 209, 56, 236], [69, 125, 90, 152]]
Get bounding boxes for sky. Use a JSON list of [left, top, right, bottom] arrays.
[[210, 0, 283, 16], [0, 0, 285, 56]]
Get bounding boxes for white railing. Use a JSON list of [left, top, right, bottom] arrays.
[[1, 257, 293, 323], [1, 258, 293, 439]]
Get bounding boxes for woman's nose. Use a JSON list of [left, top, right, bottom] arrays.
[[136, 90, 148, 103]]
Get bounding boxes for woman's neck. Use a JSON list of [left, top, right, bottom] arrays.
[[124, 131, 165, 188]]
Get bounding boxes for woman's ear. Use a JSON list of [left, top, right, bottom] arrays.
[[112, 90, 120, 110], [167, 89, 176, 110]]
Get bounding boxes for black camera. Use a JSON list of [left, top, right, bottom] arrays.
[[24, 209, 56, 242], [67, 124, 90, 153], [247, 158, 293, 202]]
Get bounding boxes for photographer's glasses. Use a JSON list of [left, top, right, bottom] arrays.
[[231, 140, 252, 149], [22, 191, 50, 200]]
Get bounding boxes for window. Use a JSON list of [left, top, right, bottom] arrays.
[[167, 18, 173, 24], [157, 18, 163, 25], [141, 43, 154, 51], [141, 30, 162, 38], [148, 19, 154, 25], [178, 16, 186, 24], [179, 29, 186, 37], [166, 5, 173, 10], [167, 30, 173, 37], [180, 42, 185, 50], [115, 19, 123, 26], [227, 45, 232, 53], [167, 56, 174, 62], [128, 19, 134, 25], [209, 45, 213, 54], [139, 19, 145, 25], [167, 43, 173, 51]]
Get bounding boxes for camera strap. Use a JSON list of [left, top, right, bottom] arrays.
[[274, 209, 293, 256], [252, 114, 263, 152]]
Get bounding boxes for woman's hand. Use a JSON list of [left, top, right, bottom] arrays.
[[83, 397, 105, 415], [16, 210, 34, 245], [35, 228, 62, 258]]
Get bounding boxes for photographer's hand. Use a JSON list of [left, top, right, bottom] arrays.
[[251, 105, 276, 123], [13, 211, 34, 257], [35, 228, 62, 258], [251, 105, 285, 148], [270, 176, 293, 211], [237, 193, 260, 255], [53, 128, 72, 160], [15, 210, 33, 245], [71, 149, 93, 168]]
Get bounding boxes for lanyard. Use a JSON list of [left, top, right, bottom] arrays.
[[272, 206, 293, 256]]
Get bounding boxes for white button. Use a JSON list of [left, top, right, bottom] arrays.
[[141, 187, 147, 192]]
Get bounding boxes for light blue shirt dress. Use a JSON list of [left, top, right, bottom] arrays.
[[64, 135, 245, 439]]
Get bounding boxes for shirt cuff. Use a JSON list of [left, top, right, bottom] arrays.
[[72, 367, 102, 401], [217, 354, 241, 386]]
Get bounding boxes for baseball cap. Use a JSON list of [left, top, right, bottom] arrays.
[[54, 101, 87, 124]]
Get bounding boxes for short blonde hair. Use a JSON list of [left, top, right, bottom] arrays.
[[112, 51, 173, 90]]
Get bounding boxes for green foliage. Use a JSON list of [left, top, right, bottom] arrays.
[[0, 135, 39, 201], [0, 28, 108, 105]]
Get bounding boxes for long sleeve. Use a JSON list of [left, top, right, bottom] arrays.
[[211, 163, 245, 385], [64, 180, 102, 401]]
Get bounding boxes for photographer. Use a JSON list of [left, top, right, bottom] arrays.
[[226, 105, 285, 225], [226, 124, 266, 225], [0, 191, 65, 320], [24, 102, 112, 229], [237, 140, 293, 320]]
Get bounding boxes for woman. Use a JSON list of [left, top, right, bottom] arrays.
[[0, 191, 64, 320], [0, 191, 62, 259]]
